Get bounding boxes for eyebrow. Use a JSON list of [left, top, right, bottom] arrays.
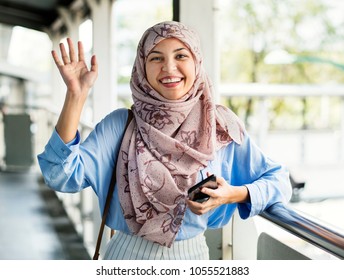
[[148, 47, 188, 56]]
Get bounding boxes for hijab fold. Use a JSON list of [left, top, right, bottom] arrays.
[[116, 21, 244, 247]]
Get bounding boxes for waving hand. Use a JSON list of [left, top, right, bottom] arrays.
[[52, 38, 98, 143], [52, 38, 98, 97]]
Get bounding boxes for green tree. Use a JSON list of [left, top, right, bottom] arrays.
[[219, 0, 344, 130]]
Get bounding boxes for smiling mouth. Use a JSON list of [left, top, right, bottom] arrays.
[[160, 77, 183, 84]]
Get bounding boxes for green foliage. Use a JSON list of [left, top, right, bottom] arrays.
[[219, 0, 344, 130]]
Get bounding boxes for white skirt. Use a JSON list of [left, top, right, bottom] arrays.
[[103, 231, 209, 260]]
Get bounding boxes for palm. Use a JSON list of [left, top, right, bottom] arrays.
[[59, 60, 96, 93], [52, 38, 98, 96]]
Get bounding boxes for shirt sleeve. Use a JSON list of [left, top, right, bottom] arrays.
[[232, 132, 293, 219], [37, 128, 82, 192], [37, 108, 129, 196]]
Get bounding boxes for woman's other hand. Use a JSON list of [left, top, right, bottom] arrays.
[[187, 176, 250, 215]]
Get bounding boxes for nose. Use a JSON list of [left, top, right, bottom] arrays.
[[162, 59, 177, 72]]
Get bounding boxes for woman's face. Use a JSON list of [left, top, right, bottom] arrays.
[[145, 38, 196, 100]]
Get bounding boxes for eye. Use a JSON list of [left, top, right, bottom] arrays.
[[176, 53, 189, 60], [149, 56, 163, 62]]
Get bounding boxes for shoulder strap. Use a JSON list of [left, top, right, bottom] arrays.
[[93, 109, 133, 260]]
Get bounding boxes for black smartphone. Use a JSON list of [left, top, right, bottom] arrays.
[[188, 174, 217, 203]]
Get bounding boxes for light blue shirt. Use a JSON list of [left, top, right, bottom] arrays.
[[37, 108, 292, 241]]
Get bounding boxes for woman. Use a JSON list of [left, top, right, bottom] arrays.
[[38, 21, 292, 260]]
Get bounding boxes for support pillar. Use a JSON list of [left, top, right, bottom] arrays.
[[179, 0, 223, 259], [86, 0, 116, 124], [86, 0, 116, 256], [179, 0, 220, 103]]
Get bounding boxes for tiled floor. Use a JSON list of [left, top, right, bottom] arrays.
[[0, 170, 90, 260]]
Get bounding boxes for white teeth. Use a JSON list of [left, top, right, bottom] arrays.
[[161, 77, 182, 84]]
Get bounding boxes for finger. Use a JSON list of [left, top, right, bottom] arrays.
[[186, 200, 204, 215], [90, 55, 98, 73], [186, 198, 200, 208], [78, 41, 85, 62], [51, 50, 63, 67], [216, 176, 226, 185], [201, 188, 218, 201], [67, 38, 76, 62], [59, 42, 70, 64]]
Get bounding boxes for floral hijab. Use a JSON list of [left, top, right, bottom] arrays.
[[116, 21, 244, 247]]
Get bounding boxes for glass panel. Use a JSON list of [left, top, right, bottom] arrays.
[[218, 0, 344, 232]]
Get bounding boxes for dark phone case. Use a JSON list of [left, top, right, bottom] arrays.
[[188, 175, 217, 203]]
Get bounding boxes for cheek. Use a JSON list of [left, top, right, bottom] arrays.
[[187, 63, 196, 84], [145, 64, 156, 84]]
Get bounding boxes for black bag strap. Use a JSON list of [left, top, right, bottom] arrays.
[[93, 109, 133, 260]]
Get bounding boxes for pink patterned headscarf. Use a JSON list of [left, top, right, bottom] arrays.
[[116, 21, 244, 247]]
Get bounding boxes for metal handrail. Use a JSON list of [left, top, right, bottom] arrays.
[[260, 202, 344, 259]]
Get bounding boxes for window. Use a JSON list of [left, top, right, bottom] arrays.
[[218, 0, 344, 231]]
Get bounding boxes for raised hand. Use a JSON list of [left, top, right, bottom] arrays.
[[52, 38, 98, 99], [52, 38, 98, 143]]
